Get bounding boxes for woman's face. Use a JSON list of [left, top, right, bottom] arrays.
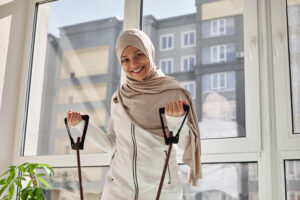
[[120, 46, 151, 81]]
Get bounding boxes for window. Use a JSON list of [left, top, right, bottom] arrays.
[[159, 58, 173, 74], [202, 71, 236, 93], [182, 31, 196, 47], [285, 161, 300, 199], [22, 0, 123, 156], [202, 17, 235, 38], [180, 81, 196, 99], [179, 163, 258, 199], [211, 45, 227, 63], [160, 34, 174, 50], [211, 18, 226, 36], [181, 55, 195, 72]]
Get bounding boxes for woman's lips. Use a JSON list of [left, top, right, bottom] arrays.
[[132, 66, 144, 73]]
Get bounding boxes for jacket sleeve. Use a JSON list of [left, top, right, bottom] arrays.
[[166, 115, 189, 150], [74, 115, 116, 154]]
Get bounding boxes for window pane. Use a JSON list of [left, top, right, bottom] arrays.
[[190, 32, 195, 45], [162, 37, 167, 49], [286, 0, 300, 134], [23, 0, 123, 156], [143, 0, 245, 139], [184, 34, 189, 46], [179, 163, 258, 199], [168, 60, 172, 73], [168, 36, 172, 48], [285, 160, 300, 199], [44, 167, 108, 199]]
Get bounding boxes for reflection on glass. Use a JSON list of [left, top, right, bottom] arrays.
[[143, 0, 245, 139], [23, 0, 123, 156], [287, 0, 300, 134], [285, 160, 300, 200], [44, 167, 109, 200], [44, 163, 258, 200], [179, 163, 258, 200]]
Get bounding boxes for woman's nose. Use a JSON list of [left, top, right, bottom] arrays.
[[131, 59, 139, 67]]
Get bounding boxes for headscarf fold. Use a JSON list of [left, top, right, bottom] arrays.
[[115, 29, 202, 184]]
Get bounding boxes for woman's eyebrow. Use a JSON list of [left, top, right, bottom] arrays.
[[121, 50, 142, 58]]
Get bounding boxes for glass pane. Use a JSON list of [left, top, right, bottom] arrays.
[[286, 0, 300, 134], [44, 167, 109, 199], [143, 0, 245, 139], [23, 0, 123, 156], [179, 162, 258, 199], [285, 160, 300, 200]]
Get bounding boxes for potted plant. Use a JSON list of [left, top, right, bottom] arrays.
[[0, 162, 54, 200]]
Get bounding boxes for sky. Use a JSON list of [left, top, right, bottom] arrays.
[[46, 0, 196, 36]]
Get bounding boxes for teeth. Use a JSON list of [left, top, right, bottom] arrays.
[[133, 67, 143, 73]]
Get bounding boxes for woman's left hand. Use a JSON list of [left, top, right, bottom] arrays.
[[165, 100, 188, 117]]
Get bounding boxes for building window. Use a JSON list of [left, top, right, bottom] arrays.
[[182, 31, 196, 47], [181, 55, 195, 72], [202, 17, 235, 38], [181, 81, 196, 99], [202, 71, 236, 93], [160, 34, 174, 51], [211, 45, 227, 63], [159, 58, 173, 74], [211, 18, 226, 36]]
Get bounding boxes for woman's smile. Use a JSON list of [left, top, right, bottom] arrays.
[[121, 46, 151, 81]]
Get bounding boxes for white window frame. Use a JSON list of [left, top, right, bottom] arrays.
[[160, 33, 174, 51], [211, 72, 227, 91], [271, 0, 300, 199], [210, 44, 227, 63], [181, 55, 196, 72], [2, 0, 284, 199], [180, 80, 196, 99], [181, 30, 196, 48], [210, 18, 226, 37], [159, 58, 173, 74]]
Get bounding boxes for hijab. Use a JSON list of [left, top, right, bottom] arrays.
[[115, 29, 202, 184]]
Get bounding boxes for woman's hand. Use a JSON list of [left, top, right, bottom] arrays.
[[67, 110, 82, 127], [165, 100, 188, 117]]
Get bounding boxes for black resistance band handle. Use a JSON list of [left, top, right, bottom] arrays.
[[159, 105, 190, 145], [64, 115, 89, 150]]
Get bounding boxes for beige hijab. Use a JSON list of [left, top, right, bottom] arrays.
[[115, 29, 202, 184]]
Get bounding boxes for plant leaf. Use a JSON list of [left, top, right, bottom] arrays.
[[27, 179, 33, 188], [0, 178, 6, 185], [8, 183, 14, 199], [40, 164, 54, 176], [0, 185, 7, 196], [5, 169, 16, 187], [0, 169, 10, 178], [38, 177, 49, 188], [36, 173, 46, 177], [14, 179, 22, 189]]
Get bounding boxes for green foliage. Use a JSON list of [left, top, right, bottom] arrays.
[[0, 163, 54, 200]]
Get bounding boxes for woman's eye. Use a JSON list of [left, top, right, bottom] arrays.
[[136, 53, 143, 58], [121, 59, 129, 63]]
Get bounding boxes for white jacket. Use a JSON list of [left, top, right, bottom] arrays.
[[75, 97, 190, 200]]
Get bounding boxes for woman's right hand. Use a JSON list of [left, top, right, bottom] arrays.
[[67, 110, 83, 127]]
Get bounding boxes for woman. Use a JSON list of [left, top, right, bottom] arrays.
[[67, 29, 202, 200]]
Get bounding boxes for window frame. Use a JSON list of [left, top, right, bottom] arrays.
[[181, 30, 196, 48], [159, 58, 173, 74], [180, 80, 196, 99], [159, 33, 174, 51], [181, 55, 195, 72], [1, 0, 271, 198]]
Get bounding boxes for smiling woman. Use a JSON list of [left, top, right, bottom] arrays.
[[120, 46, 151, 81]]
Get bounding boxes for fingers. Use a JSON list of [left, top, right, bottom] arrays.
[[165, 100, 187, 117], [67, 110, 82, 126]]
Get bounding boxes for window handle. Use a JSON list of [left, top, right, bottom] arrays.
[[249, 36, 257, 61]]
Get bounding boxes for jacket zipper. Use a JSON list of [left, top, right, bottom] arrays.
[[131, 123, 139, 200], [164, 151, 172, 184]]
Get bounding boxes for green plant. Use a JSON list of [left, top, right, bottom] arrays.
[[0, 162, 54, 200]]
